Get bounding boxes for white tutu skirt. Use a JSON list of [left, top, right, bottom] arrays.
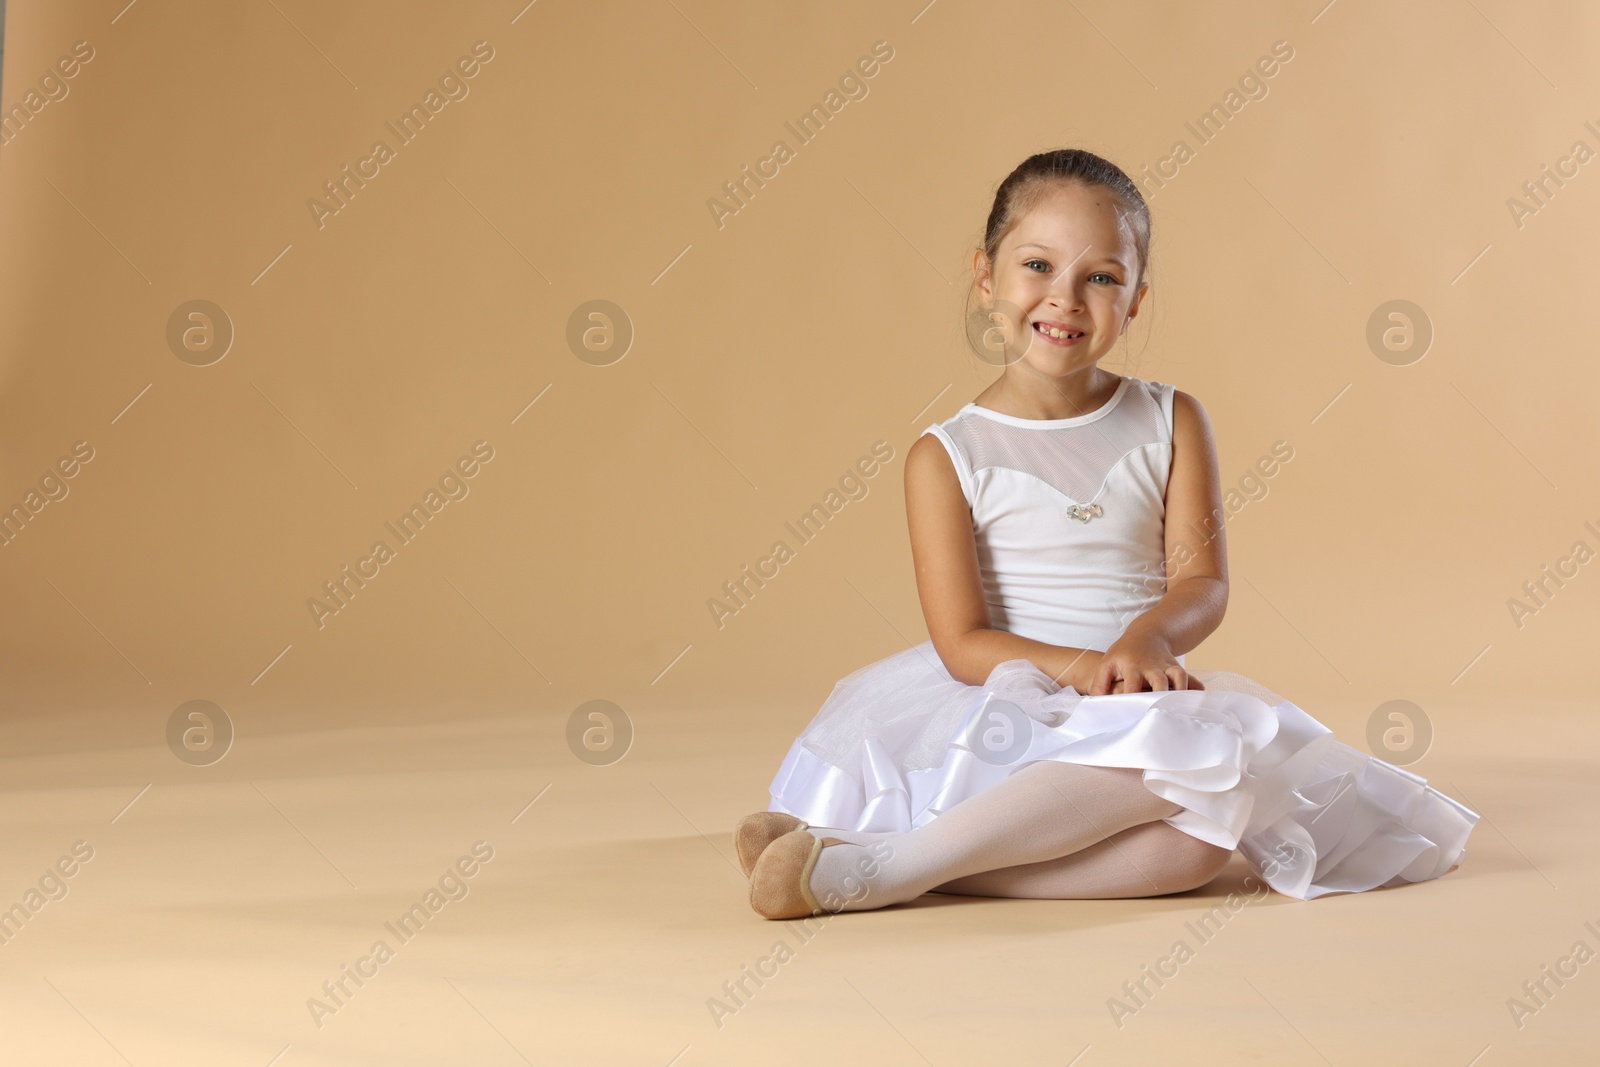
[[767, 640, 1480, 900]]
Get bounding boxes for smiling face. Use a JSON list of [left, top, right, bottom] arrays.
[[973, 180, 1149, 384]]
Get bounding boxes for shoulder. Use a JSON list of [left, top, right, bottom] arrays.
[[907, 426, 973, 510], [1169, 388, 1215, 435], [1166, 388, 1219, 465], [1136, 379, 1215, 453], [907, 429, 959, 480]]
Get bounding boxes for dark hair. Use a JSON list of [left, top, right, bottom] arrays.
[[978, 149, 1152, 293]]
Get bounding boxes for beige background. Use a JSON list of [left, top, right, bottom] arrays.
[[0, 1, 1596, 1064]]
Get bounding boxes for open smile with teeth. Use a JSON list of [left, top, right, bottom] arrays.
[[1033, 322, 1085, 342]]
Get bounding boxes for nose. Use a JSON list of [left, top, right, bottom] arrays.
[[1045, 278, 1085, 313]]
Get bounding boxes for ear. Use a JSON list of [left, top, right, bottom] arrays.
[[971, 248, 994, 302], [1124, 281, 1150, 328]]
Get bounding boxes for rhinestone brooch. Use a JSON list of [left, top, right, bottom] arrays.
[[1067, 503, 1104, 523]]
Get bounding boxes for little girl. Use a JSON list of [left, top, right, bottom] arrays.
[[734, 149, 1481, 919]]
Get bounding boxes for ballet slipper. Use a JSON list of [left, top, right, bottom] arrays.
[[733, 812, 808, 878], [748, 829, 848, 920]]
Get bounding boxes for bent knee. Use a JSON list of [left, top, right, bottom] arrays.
[[1150, 828, 1233, 894]]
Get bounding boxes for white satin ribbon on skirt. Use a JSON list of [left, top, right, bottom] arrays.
[[766, 640, 1479, 900]]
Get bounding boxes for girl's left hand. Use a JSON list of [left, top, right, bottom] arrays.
[[1090, 631, 1204, 695]]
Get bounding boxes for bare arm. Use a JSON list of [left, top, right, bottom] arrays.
[[1089, 388, 1229, 693], [904, 433, 1104, 692]]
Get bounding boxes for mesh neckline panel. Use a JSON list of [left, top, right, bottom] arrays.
[[940, 378, 1169, 505], [961, 375, 1131, 428]]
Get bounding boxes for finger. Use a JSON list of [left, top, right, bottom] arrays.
[[1144, 668, 1169, 692], [1108, 658, 1137, 697], [1165, 667, 1187, 691], [1091, 660, 1116, 696], [1114, 664, 1139, 695], [1108, 667, 1131, 696], [1102, 662, 1125, 695], [1186, 674, 1207, 690]]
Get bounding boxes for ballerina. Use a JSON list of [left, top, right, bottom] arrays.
[[733, 147, 1479, 918]]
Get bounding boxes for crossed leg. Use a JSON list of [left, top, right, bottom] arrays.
[[800, 760, 1235, 912], [930, 819, 1233, 898]]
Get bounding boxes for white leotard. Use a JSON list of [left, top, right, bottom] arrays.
[[919, 374, 1181, 662]]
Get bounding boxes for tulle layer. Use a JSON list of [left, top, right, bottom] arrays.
[[766, 640, 1480, 900]]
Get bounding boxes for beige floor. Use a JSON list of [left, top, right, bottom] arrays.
[[1, 693, 1594, 1067]]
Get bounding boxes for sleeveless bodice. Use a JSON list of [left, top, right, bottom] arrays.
[[919, 375, 1178, 660]]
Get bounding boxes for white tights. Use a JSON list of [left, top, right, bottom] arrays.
[[801, 761, 1234, 912]]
